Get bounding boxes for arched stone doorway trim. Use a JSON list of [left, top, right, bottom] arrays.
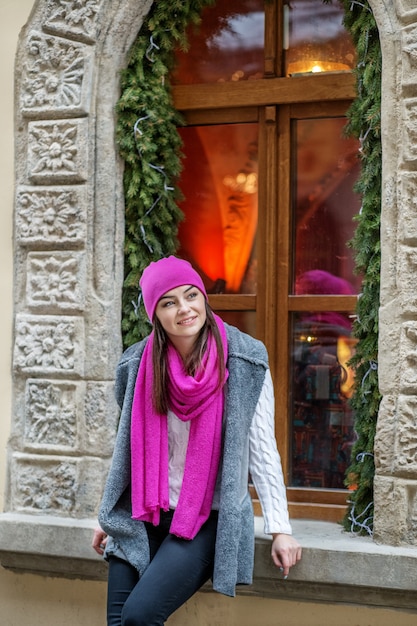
[[0, 0, 152, 578]]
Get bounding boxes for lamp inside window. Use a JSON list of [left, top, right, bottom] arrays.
[[284, 0, 356, 77]]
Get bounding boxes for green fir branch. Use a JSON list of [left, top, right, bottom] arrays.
[[341, 0, 381, 535], [116, 1, 215, 346]]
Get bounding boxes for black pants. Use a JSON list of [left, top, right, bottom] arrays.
[[107, 510, 218, 626]]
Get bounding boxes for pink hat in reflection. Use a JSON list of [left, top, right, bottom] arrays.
[[295, 270, 355, 331]]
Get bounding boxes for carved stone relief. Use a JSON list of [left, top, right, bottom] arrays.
[[4, 0, 159, 523], [27, 251, 86, 311], [12, 456, 77, 513], [24, 379, 78, 450], [16, 186, 87, 245], [21, 32, 92, 117], [13, 314, 84, 375], [372, 0, 417, 544], [27, 119, 88, 184], [43, 0, 102, 44]]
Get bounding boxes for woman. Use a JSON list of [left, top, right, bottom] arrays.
[[93, 256, 301, 626]]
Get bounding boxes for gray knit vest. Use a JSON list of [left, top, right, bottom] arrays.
[[98, 323, 269, 597]]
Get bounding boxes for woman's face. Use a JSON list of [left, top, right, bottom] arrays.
[[155, 285, 207, 355]]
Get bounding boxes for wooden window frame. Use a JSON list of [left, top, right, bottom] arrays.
[[171, 2, 357, 521]]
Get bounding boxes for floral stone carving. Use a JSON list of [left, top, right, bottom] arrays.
[[21, 32, 91, 117], [24, 379, 78, 449], [27, 251, 85, 311], [16, 186, 87, 246], [13, 314, 84, 374], [28, 119, 88, 184]]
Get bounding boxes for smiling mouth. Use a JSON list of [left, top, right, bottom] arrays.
[[177, 316, 197, 326]]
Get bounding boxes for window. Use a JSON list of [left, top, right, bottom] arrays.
[[172, 0, 358, 521]]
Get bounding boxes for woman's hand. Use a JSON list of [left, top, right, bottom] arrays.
[[92, 526, 108, 556], [271, 533, 302, 578]]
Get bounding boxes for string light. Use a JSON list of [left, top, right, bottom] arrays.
[[132, 36, 175, 258], [361, 360, 378, 397], [131, 291, 142, 317], [349, 1, 372, 13], [347, 450, 375, 535], [348, 500, 373, 536], [145, 34, 160, 62]]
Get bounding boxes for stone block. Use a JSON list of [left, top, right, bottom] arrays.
[[15, 186, 87, 247], [43, 0, 103, 44], [398, 321, 417, 392], [393, 395, 417, 476], [396, 0, 417, 23], [21, 32, 93, 118], [374, 475, 417, 545], [23, 379, 80, 452], [401, 98, 417, 163], [374, 394, 396, 474], [83, 381, 119, 457], [27, 119, 88, 185], [27, 251, 86, 312], [9, 453, 109, 518], [398, 173, 417, 244], [401, 25, 417, 92], [13, 314, 85, 376]]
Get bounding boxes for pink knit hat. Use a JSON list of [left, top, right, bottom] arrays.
[[139, 256, 207, 321]]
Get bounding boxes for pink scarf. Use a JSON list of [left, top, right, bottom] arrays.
[[130, 314, 228, 540]]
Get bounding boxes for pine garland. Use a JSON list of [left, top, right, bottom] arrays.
[[341, 0, 381, 535], [116, 0, 215, 346]]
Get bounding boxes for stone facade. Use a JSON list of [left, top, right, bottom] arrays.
[[373, 0, 417, 545], [6, 0, 152, 525], [1, 0, 417, 585]]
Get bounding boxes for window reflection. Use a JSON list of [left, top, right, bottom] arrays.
[[292, 117, 361, 293], [290, 114, 360, 490], [214, 311, 256, 337], [177, 124, 258, 295], [284, 0, 356, 76], [291, 305, 357, 489], [172, 0, 264, 85]]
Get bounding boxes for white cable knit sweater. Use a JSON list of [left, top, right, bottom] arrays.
[[168, 369, 291, 536]]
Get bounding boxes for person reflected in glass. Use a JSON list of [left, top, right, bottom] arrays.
[[293, 269, 356, 489], [92, 256, 301, 626]]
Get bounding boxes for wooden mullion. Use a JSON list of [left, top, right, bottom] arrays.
[[208, 295, 256, 311], [257, 106, 278, 358], [250, 486, 348, 523], [275, 104, 291, 480], [290, 100, 355, 119], [288, 295, 358, 311], [264, 0, 278, 77], [183, 107, 259, 126], [288, 502, 347, 523], [172, 73, 356, 112], [287, 487, 348, 506]]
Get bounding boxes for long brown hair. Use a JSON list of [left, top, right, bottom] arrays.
[[151, 302, 226, 415]]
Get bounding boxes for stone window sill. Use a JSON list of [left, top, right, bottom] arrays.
[[0, 513, 416, 610]]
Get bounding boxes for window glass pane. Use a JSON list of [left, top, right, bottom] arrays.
[[285, 0, 356, 76], [177, 124, 258, 295], [292, 117, 361, 294], [215, 311, 256, 338], [290, 311, 357, 489], [172, 0, 264, 85]]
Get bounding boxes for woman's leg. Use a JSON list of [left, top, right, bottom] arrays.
[[121, 512, 218, 626], [107, 557, 140, 626]]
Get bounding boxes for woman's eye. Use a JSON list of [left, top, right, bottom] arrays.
[[188, 291, 198, 299]]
